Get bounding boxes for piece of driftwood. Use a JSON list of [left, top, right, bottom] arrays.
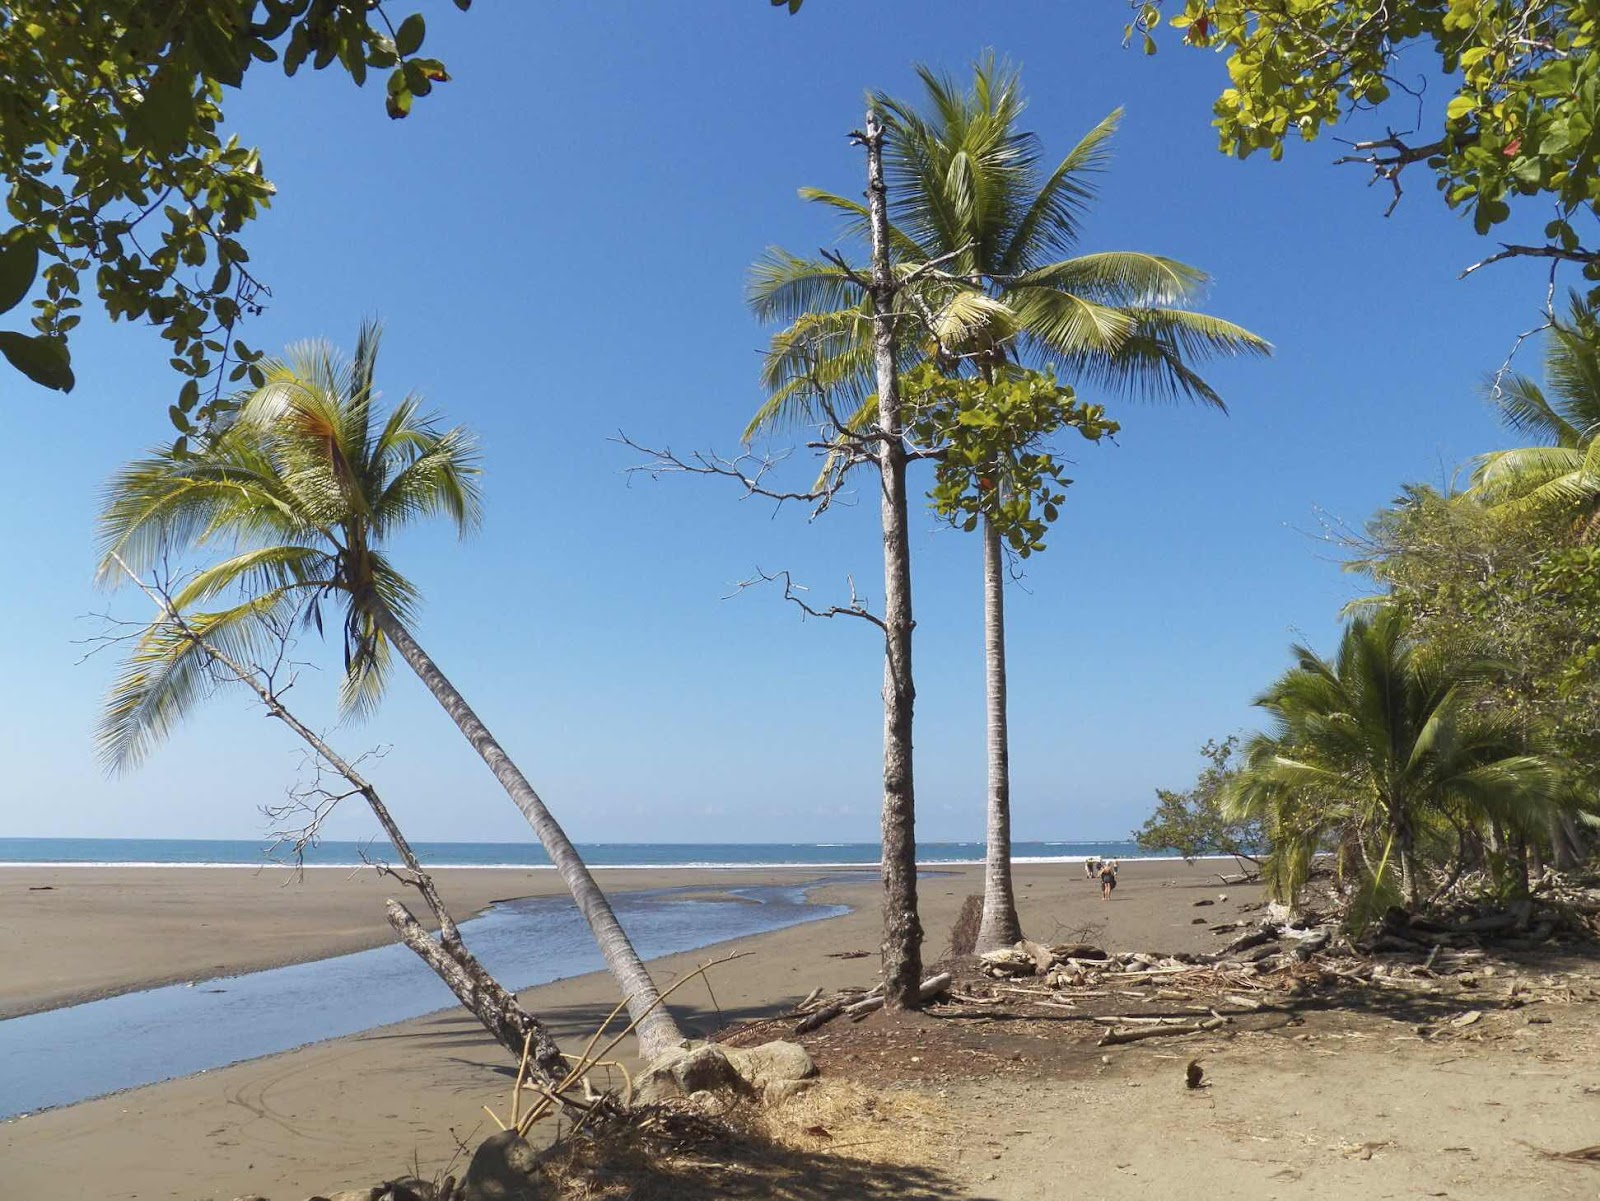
[[1098, 1016, 1228, 1046], [795, 973, 950, 1032], [1220, 927, 1280, 956], [1089, 1014, 1195, 1026], [846, 972, 953, 1021]]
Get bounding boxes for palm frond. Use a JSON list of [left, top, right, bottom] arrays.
[[999, 108, 1121, 274], [99, 592, 297, 771], [170, 544, 331, 611], [796, 188, 929, 260], [372, 424, 483, 537], [1488, 375, 1582, 447], [1006, 287, 1135, 357], [1009, 252, 1207, 307], [747, 249, 868, 325]]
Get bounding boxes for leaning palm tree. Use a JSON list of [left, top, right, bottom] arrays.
[[747, 56, 1268, 952], [98, 326, 684, 1059], [1224, 608, 1560, 911], [1471, 293, 1600, 524]]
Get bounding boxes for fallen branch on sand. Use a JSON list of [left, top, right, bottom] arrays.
[[1098, 1016, 1228, 1046], [793, 973, 952, 1034], [1523, 1141, 1600, 1164]]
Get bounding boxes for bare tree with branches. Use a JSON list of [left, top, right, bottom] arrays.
[[624, 108, 926, 1009]]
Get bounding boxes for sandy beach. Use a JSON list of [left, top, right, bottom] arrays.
[[0, 863, 878, 1020], [6, 858, 1596, 1201], [0, 858, 1220, 1197]]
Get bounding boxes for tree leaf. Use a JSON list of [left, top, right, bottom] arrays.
[[396, 13, 426, 56], [0, 234, 38, 316], [0, 330, 73, 391], [127, 68, 198, 156]]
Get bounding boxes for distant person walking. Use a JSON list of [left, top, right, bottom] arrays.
[[1084, 857, 1099, 880], [1099, 859, 1118, 900]]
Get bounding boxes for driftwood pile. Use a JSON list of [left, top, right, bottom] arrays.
[[783, 883, 1600, 1053], [791, 972, 954, 1034], [945, 895, 1597, 1047]]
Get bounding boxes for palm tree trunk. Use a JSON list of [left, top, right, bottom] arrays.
[[974, 513, 1022, 952], [1550, 812, 1580, 870], [1398, 846, 1419, 910], [863, 107, 923, 1009], [1561, 812, 1589, 865], [367, 600, 684, 1061], [1392, 811, 1419, 910]]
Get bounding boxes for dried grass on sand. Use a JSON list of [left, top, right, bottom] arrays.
[[535, 1081, 956, 1201]]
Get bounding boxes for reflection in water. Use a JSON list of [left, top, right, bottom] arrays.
[[0, 882, 848, 1119]]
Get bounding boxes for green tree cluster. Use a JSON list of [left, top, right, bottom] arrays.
[[1133, 735, 1264, 870], [904, 363, 1119, 557], [1226, 608, 1562, 913], [0, 1, 463, 429], [1136, 0, 1600, 285], [1198, 301, 1600, 920]]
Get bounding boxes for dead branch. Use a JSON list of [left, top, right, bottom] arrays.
[[1332, 132, 1451, 217], [725, 567, 886, 632], [1461, 241, 1600, 278], [616, 433, 859, 520], [795, 972, 950, 1032], [1097, 1016, 1228, 1047]]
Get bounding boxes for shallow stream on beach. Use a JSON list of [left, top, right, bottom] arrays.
[[0, 880, 850, 1120]]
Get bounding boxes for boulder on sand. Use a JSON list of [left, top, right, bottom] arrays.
[[634, 1043, 752, 1104], [459, 1129, 547, 1201], [723, 1041, 817, 1091], [978, 947, 1038, 977], [636, 1039, 816, 1104]]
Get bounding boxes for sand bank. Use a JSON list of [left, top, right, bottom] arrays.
[[0, 859, 1234, 1198], [0, 863, 906, 1019]]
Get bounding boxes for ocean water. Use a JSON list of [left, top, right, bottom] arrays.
[[0, 881, 850, 1119], [0, 837, 1154, 868]]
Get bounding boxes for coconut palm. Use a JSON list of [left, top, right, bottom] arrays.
[[1471, 293, 1600, 523], [747, 56, 1268, 952], [98, 325, 684, 1059], [1224, 608, 1560, 910]]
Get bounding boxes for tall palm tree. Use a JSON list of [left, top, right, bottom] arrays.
[[747, 57, 1268, 952], [1471, 293, 1600, 522], [98, 326, 684, 1059], [1224, 608, 1560, 910]]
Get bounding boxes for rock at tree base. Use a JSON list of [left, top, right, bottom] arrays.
[[307, 1185, 435, 1201], [635, 1043, 752, 1104], [460, 1130, 548, 1201], [723, 1040, 817, 1091], [978, 947, 1038, 977], [636, 1040, 815, 1104]]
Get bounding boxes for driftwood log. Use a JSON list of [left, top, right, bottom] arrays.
[[1098, 1016, 1228, 1047], [794, 972, 952, 1033]]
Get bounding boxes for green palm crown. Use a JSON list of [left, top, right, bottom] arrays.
[[746, 53, 1270, 440], [97, 322, 481, 769], [1471, 294, 1600, 522], [1223, 608, 1558, 906]]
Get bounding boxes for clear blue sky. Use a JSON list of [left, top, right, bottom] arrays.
[[0, 2, 1565, 845]]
